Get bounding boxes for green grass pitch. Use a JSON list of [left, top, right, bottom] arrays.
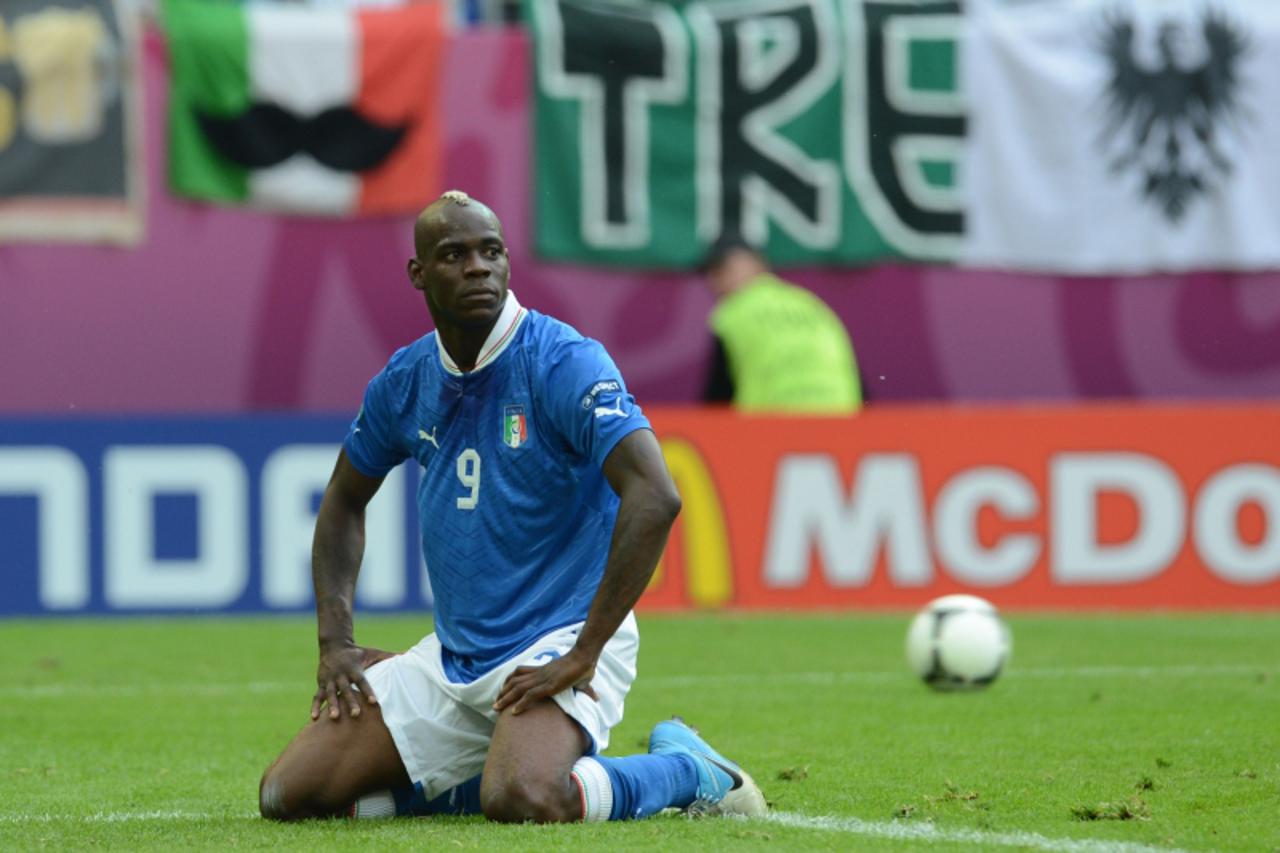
[[1, 613, 1276, 851]]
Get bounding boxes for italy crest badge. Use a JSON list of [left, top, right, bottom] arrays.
[[503, 406, 527, 448]]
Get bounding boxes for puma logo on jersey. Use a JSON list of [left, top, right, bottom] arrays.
[[418, 427, 439, 449], [594, 399, 627, 419]]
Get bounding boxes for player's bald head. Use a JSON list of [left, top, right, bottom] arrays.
[[413, 190, 503, 257]]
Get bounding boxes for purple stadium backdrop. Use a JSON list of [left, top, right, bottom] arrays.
[[2, 28, 1280, 415]]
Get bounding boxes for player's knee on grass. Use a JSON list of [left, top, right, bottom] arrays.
[[479, 773, 580, 824], [258, 704, 408, 821], [258, 765, 293, 821], [258, 760, 342, 821]]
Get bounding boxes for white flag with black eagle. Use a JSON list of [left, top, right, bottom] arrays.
[[962, 0, 1280, 273]]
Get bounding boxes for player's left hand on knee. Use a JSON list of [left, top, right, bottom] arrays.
[[493, 651, 598, 716]]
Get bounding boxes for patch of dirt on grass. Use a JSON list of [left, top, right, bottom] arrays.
[[1071, 795, 1151, 822]]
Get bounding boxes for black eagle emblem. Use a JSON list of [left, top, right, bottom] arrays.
[[1097, 9, 1250, 222]]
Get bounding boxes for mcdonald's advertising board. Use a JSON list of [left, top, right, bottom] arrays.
[[646, 405, 1280, 611], [1, 405, 1277, 616]]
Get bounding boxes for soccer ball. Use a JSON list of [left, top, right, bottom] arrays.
[[905, 594, 1011, 690]]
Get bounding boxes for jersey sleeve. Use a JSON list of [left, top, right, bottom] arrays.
[[540, 337, 652, 470], [343, 366, 409, 478]]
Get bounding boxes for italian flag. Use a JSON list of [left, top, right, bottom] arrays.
[[162, 0, 447, 216]]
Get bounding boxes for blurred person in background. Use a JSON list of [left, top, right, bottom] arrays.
[[701, 233, 862, 413]]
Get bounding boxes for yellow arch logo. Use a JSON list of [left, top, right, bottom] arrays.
[[652, 438, 733, 607]]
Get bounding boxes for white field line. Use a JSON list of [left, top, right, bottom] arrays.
[[761, 811, 1193, 853], [0, 809, 1194, 852], [0, 810, 257, 824], [0, 663, 1272, 699]]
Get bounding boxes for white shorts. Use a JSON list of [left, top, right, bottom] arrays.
[[363, 612, 638, 801]]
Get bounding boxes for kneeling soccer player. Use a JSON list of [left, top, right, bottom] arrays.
[[258, 192, 766, 823]]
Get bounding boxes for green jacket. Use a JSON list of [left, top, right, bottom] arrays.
[[709, 274, 861, 413]]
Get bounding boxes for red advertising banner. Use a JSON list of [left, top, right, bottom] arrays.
[[642, 405, 1280, 611]]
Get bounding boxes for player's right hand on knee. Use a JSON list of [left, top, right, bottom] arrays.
[[313, 641, 379, 721]]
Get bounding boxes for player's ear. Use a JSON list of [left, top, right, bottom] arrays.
[[407, 257, 425, 291]]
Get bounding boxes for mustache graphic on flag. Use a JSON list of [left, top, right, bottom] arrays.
[[163, 0, 446, 215], [194, 103, 408, 172]]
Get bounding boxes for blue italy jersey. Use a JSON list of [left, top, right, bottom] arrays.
[[343, 293, 651, 681]]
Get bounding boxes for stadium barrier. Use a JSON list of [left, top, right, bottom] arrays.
[[1, 404, 1277, 617]]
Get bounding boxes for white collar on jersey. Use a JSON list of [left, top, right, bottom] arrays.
[[436, 289, 527, 376]]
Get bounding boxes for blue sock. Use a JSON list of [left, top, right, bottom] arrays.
[[393, 776, 483, 816], [575, 754, 698, 820], [352, 777, 483, 818]]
